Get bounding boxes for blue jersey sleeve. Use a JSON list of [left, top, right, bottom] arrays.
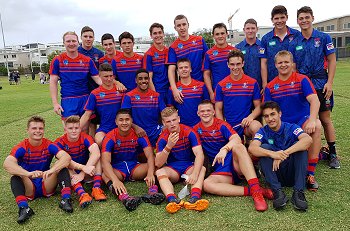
[[89, 59, 99, 76], [202, 84, 210, 100], [167, 47, 177, 65], [158, 94, 166, 111], [138, 136, 151, 149], [48, 143, 61, 156], [84, 93, 97, 111], [219, 124, 235, 141], [50, 57, 60, 75], [111, 59, 118, 79], [290, 124, 304, 142], [188, 131, 200, 147], [144, 53, 153, 72], [121, 94, 132, 109], [301, 77, 316, 97], [83, 135, 95, 149], [259, 36, 267, 58], [202, 52, 210, 71], [167, 88, 175, 106], [253, 128, 265, 142], [324, 34, 335, 56], [11, 146, 26, 160], [156, 138, 167, 153], [202, 38, 209, 55], [102, 138, 115, 153], [263, 87, 272, 102], [215, 84, 223, 102], [253, 81, 261, 100]]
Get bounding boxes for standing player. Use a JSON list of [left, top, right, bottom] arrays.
[[264, 50, 322, 191], [3, 116, 73, 223], [260, 5, 300, 89], [168, 58, 209, 127], [144, 23, 170, 104], [55, 116, 107, 208], [99, 33, 123, 65], [80, 63, 125, 147], [215, 50, 262, 140], [101, 109, 165, 211], [155, 107, 209, 214], [194, 100, 272, 212], [249, 101, 312, 211], [49, 31, 101, 121], [111, 32, 143, 92], [236, 19, 263, 89], [121, 69, 165, 148], [203, 23, 236, 102], [167, 14, 208, 103], [289, 6, 340, 169]]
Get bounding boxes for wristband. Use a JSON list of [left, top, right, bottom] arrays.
[[164, 145, 171, 153]]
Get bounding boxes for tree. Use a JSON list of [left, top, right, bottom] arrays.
[[41, 63, 50, 73], [47, 50, 62, 66], [0, 66, 8, 76], [192, 28, 214, 48], [164, 33, 176, 46]]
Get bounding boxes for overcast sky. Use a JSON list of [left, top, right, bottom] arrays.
[[1, 0, 348, 46]]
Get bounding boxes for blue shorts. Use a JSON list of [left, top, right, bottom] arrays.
[[61, 95, 89, 119], [27, 178, 55, 200], [210, 153, 242, 185], [96, 124, 117, 134], [166, 161, 193, 178], [112, 161, 140, 181], [297, 115, 310, 128]]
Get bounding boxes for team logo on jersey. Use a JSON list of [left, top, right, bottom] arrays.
[[290, 81, 295, 87], [226, 83, 232, 89], [254, 133, 263, 140], [121, 59, 127, 65], [192, 85, 198, 91], [135, 95, 140, 100], [269, 41, 276, 46], [94, 54, 99, 62], [296, 45, 303, 51], [99, 92, 106, 98], [131, 139, 134, 143], [213, 50, 219, 56], [150, 95, 153, 100], [178, 86, 183, 92], [314, 38, 321, 48], [178, 43, 183, 49], [116, 139, 121, 147], [154, 52, 159, 58], [192, 40, 197, 45], [274, 84, 279, 90], [242, 82, 248, 89], [210, 130, 216, 135], [136, 59, 141, 64], [241, 50, 246, 54], [293, 127, 303, 136], [63, 59, 69, 65], [65, 145, 69, 151], [326, 43, 334, 50], [80, 60, 84, 66], [259, 48, 265, 55], [104, 60, 108, 64], [197, 128, 203, 134], [268, 139, 274, 144], [289, 36, 294, 42]]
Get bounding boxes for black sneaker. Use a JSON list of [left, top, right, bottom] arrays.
[[59, 198, 73, 213], [329, 156, 340, 169], [122, 196, 142, 211], [17, 206, 34, 224], [272, 189, 288, 210], [291, 190, 308, 211], [141, 193, 165, 205], [306, 175, 319, 191]]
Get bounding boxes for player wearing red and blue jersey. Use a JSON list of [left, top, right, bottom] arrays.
[[111, 32, 143, 92], [121, 69, 165, 147], [99, 33, 123, 65], [155, 107, 209, 214], [168, 58, 209, 127], [203, 23, 236, 102], [215, 50, 262, 139], [263, 50, 321, 191], [3, 116, 73, 223], [168, 15, 208, 104], [101, 109, 164, 211]]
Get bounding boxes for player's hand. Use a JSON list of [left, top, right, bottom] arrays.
[[186, 173, 198, 185], [272, 159, 282, 171], [172, 88, 184, 104], [241, 116, 254, 127], [212, 149, 228, 166], [260, 83, 267, 95], [71, 172, 85, 185], [270, 150, 288, 160], [53, 103, 63, 116], [82, 165, 95, 176], [167, 132, 179, 148], [113, 181, 127, 195], [304, 119, 316, 134], [209, 92, 215, 104], [28, 170, 43, 179], [144, 174, 155, 188], [323, 82, 333, 100], [134, 126, 146, 137], [42, 169, 54, 180], [115, 81, 127, 92]]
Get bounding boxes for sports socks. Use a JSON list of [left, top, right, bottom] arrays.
[[93, 175, 102, 188], [106, 180, 129, 200], [166, 193, 177, 203], [73, 183, 86, 197], [11, 176, 28, 208], [57, 168, 72, 199], [148, 185, 158, 195], [190, 187, 201, 199], [247, 178, 261, 193], [328, 142, 337, 158], [118, 193, 129, 201], [308, 158, 318, 176]]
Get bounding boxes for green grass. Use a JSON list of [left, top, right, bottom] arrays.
[[0, 63, 350, 231]]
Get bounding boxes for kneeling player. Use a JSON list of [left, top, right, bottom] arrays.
[[155, 107, 209, 214], [55, 116, 107, 208], [101, 109, 165, 211], [3, 116, 73, 224]]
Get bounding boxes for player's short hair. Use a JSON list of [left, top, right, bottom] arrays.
[[135, 68, 149, 78], [274, 50, 293, 63], [174, 14, 188, 25], [116, 108, 132, 118], [101, 33, 115, 43], [297, 6, 313, 17], [99, 63, 113, 72], [161, 107, 178, 119], [227, 49, 245, 62], [261, 101, 281, 113], [212, 23, 227, 34], [244, 18, 258, 27], [177, 57, 191, 66], [271, 5, 288, 19], [63, 31, 79, 43], [64, 115, 80, 125], [27, 116, 45, 128], [149, 23, 164, 35], [198, 99, 214, 108], [119, 31, 134, 44], [81, 26, 94, 35]]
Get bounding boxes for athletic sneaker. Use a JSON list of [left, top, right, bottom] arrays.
[[251, 191, 268, 212], [59, 198, 73, 213], [166, 198, 184, 214], [79, 193, 93, 208], [272, 189, 288, 210], [141, 193, 165, 205], [329, 157, 340, 169], [261, 188, 274, 200], [183, 198, 209, 212], [122, 196, 142, 211], [306, 175, 319, 191], [17, 206, 34, 224], [291, 190, 308, 211], [91, 187, 107, 201]]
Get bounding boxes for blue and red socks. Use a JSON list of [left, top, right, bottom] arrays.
[[308, 158, 318, 176], [93, 175, 102, 188], [72, 183, 86, 197], [190, 187, 202, 200], [148, 185, 158, 195], [15, 195, 28, 208]]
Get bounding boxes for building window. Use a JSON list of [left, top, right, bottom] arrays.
[[337, 37, 342, 47], [317, 27, 324, 31], [12, 54, 16, 58], [8, 62, 13, 67], [326, 25, 335, 31], [345, 37, 350, 46], [344, 23, 350, 29], [4, 55, 8, 58]]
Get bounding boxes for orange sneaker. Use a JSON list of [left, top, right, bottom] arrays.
[[166, 199, 184, 214], [251, 191, 268, 212], [91, 187, 107, 201], [183, 198, 209, 212], [79, 193, 92, 208], [261, 188, 274, 200]]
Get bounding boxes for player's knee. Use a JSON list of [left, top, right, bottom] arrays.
[[155, 168, 166, 177], [249, 120, 262, 134]]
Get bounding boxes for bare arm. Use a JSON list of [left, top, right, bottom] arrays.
[[101, 151, 120, 183], [242, 99, 261, 127], [49, 74, 63, 116], [203, 70, 214, 103], [304, 94, 320, 134], [148, 71, 156, 91], [324, 53, 336, 99], [155, 132, 179, 168], [49, 150, 71, 173], [187, 145, 205, 184], [168, 64, 183, 103], [261, 58, 268, 90], [3, 156, 31, 177], [284, 133, 312, 155], [215, 101, 224, 120], [91, 75, 102, 86], [143, 146, 155, 187], [80, 110, 93, 131]]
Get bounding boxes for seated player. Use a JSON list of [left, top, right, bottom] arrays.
[[80, 63, 125, 147], [194, 100, 272, 212], [55, 116, 107, 208], [155, 107, 209, 214], [101, 109, 165, 211], [249, 101, 312, 211], [3, 116, 73, 224]]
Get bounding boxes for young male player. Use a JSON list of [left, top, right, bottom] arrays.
[[249, 101, 312, 211], [101, 109, 165, 211], [3, 116, 73, 223], [264, 50, 322, 191], [194, 100, 272, 212], [289, 6, 340, 169], [55, 116, 107, 208], [155, 107, 209, 214], [99, 33, 122, 65]]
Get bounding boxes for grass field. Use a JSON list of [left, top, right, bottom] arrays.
[[0, 64, 349, 231]]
